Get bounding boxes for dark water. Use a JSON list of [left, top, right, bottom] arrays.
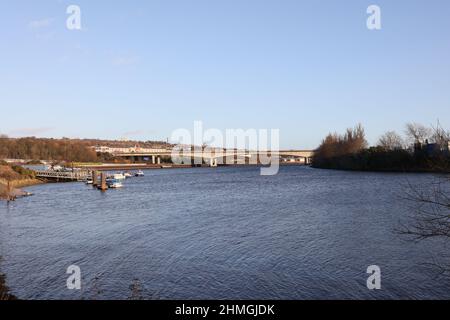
[[0, 166, 449, 300]]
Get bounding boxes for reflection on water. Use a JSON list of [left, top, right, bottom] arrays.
[[0, 166, 449, 300]]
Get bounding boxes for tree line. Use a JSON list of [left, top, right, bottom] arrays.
[[0, 137, 98, 162], [0, 136, 172, 162], [312, 122, 450, 172]]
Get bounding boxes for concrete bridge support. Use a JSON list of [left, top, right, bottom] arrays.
[[209, 158, 218, 167]]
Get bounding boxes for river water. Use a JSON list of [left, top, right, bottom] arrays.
[[0, 166, 449, 300]]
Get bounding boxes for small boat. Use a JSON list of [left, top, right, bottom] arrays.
[[85, 178, 93, 185], [135, 170, 144, 177], [46, 164, 64, 172], [124, 172, 133, 178], [109, 173, 126, 180], [106, 179, 123, 188]]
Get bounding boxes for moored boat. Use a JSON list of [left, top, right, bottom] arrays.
[[134, 170, 144, 177], [106, 179, 123, 188], [108, 173, 126, 180], [124, 172, 133, 178]]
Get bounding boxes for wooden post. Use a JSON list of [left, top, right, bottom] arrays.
[[92, 171, 98, 187], [100, 172, 107, 191], [6, 181, 12, 202]]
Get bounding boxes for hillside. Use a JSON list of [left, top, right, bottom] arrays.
[[0, 136, 173, 162]]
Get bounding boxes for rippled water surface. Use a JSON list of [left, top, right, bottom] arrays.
[[1, 166, 449, 299]]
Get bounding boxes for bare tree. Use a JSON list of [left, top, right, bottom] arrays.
[[430, 121, 450, 149], [338, 123, 368, 155], [377, 131, 404, 150], [345, 123, 368, 153], [401, 177, 450, 240], [399, 175, 450, 275], [405, 122, 431, 144]]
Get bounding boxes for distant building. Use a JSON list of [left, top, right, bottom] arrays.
[[444, 141, 450, 156], [414, 139, 450, 156], [93, 146, 169, 154], [425, 142, 440, 156]]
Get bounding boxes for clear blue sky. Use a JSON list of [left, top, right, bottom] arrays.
[[1, 0, 449, 149]]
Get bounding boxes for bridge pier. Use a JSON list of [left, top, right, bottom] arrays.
[[209, 158, 218, 167]]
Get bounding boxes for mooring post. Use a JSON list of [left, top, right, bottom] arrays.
[[92, 171, 98, 188], [100, 172, 107, 191]]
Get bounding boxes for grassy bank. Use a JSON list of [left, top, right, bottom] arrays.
[[0, 165, 43, 200], [0, 179, 43, 201], [7, 178, 44, 188]]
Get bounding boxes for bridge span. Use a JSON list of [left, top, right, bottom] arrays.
[[111, 149, 315, 166]]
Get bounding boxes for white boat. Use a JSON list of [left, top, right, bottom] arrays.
[[134, 170, 144, 177], [106, 179, 123, 188], [46, 164, 64, 172], [124, 172, 133, 178], [85, 178, 93, 185], [110, 173, 126, 180]]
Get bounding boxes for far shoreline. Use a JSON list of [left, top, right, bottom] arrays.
[[311, 165, 450, 174]]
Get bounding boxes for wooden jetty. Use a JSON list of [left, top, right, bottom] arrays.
[[34, 170, 91, 182], [34, 170, 114, 191]]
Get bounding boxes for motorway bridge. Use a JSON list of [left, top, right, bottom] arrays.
[[111, 149, 315, 167]]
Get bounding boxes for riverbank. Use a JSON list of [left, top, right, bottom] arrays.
[[5, 178, 44, 188], [0, 273, 16, 300], [0, 179, 43, 201], [311, 163, 450, 173], [312, 123, 450, 174], [0, 164, 45, 200], [312, 149, 450, 173]]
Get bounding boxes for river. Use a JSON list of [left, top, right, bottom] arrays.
[[0, 166, 449, 299]]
